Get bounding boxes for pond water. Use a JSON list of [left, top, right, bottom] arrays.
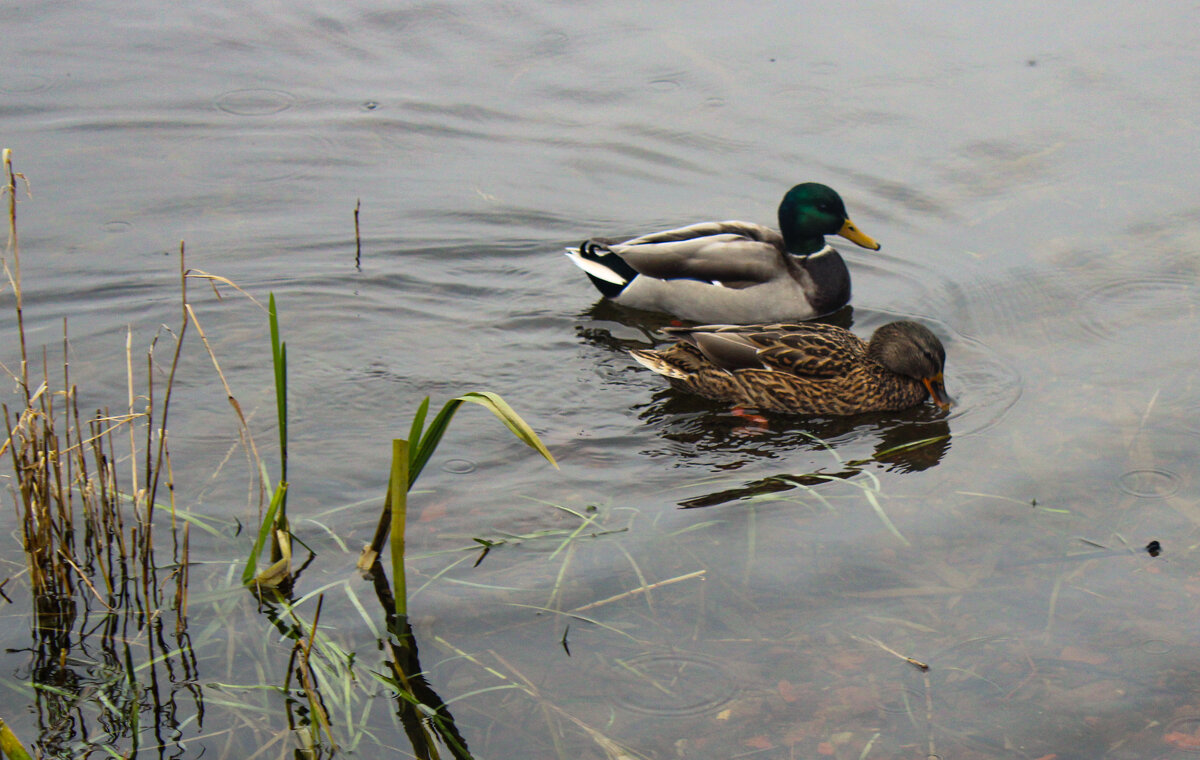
[[3, 1, 1200, 758]]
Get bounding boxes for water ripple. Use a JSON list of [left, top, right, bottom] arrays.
[[1133, 638, 1174, 655], [0, 73, 52, 94], [1164, 717, 1200, 753], [608, 653, 737, 716], [214, 88, 298, 116], [1076, 272, 1200, 343], [1116, 468, 1181, 499], [850, 309, 1024, 439], [101, 220, 132, 234], [441, 458, 477, 474], [173, 131, 336, 185]]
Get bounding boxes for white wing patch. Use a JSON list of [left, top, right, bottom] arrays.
[[564, 249, 629, 286]]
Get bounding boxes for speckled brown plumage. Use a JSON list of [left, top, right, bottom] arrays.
[[629, 321, 951, 416]]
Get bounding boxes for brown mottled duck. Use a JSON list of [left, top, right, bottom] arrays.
[[629, 320, 952, 416]]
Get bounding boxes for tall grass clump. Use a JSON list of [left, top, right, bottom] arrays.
[[0, 149, 228, 756], [2, 149, 187, 638]]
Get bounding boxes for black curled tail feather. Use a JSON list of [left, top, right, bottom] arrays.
[[574, 238, 639, 298], [579, 238, 611, 256]]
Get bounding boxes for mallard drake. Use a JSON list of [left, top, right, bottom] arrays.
[[565, 183, 880, 324], [629, 320, 952, 416]]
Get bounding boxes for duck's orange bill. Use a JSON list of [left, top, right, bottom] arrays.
[[923, 373, 954, 410], [837, 217, 881, 251]]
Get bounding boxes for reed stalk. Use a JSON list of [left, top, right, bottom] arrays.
[[1, 151, 227, 756]]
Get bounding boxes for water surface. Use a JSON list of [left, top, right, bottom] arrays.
[[3, 1, 1200, 758]]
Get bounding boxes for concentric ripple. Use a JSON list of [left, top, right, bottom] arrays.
[[1116, 468, 1181, 498], [877, 687, 929, 715], [441, 458, 477, 474], [853, 309, 1024, 438], [0, 73, 52, 94], [1165, 717, 1200, 752], [101, 220, 132, 234], [608, 653, 737, 716], [1134, 638, 1174, 655], [1076, 273, 1200, 344], [214, 88, 298, 116]]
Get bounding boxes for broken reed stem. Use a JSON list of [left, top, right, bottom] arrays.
[[126, 327, 139, 522], [42, 345, 75, 563], [183, 300, 266, 507], [99, 411, 129, 566], [354, 199, 362, 269], [143, 335, 155, 516], [176, 521, 189, 632], [3, 149, 30, 400], [146, 242, 188, 531]]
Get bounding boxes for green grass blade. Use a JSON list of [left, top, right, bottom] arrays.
[[0, 717, 34, 760], [390, 439, 410, 619], [407, 397, 431, 462], [147, 501, 226, 537], [410, 393, 556, 487], [871, 434, 948, 459], [410, 399, 466, 487], [454, 392, 557, 469], [268, 293, 288, 484], [242, 481, 288, 585]]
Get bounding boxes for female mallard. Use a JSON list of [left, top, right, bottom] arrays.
[[629, 320, 952, 416], [566, 183, 880, 324]]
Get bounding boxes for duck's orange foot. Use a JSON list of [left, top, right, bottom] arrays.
[[730, 406, 770, 434]]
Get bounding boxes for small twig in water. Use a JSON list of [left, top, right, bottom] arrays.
[[571, 570, 706, 613], [354, 198, 362, 270], [853, 634, 929, 671], [923, 667, 936, 759]]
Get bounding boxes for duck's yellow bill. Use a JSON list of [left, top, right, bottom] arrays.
[[923, 374, 954, 410], [838, 217, 881, 251]]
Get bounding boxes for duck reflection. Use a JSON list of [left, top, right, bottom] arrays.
[[674, 419, 950, 508], [633, 388, 951, 506]]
